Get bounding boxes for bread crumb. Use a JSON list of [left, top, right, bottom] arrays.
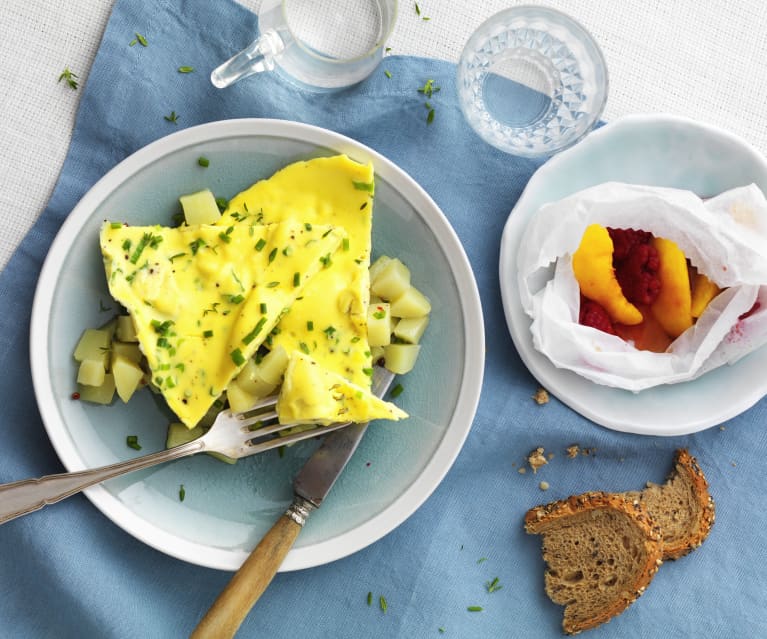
[[566, 445, 580, 459], [547, 452, 555, 460], [532, 388, 549, 405], [581, 447, 597, 456], [539, 481, 550, 490], [719, 426, 726, 431], [528, 447, 548, 473], [518, 467, 527, 474]]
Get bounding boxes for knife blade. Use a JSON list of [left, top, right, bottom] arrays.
[[191, 366, 396, 639]]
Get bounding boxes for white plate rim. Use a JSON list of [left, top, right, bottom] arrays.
[[499, 113, 767, 436], [30, 118, 485, 571]]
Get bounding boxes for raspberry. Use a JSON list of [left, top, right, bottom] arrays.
[[579, 297, 616, 334], [607, 228, 662, 306], [615, 242, 662, 305], [608, 228, 653, 261]]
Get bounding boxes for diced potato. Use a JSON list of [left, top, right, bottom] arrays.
[[393, 316, 430, 344], [367, 302, 392, 347], [257, 345, 289, 385], [166, 422, 204, 448], [235, 359, 277, 398], [383, 343, 421, 375], [370, 345, 385, 362], [111, 341, 143, 365], [77, 373, 115, 404], [73, 328, 111, 368], [390, 285, 431, 318], [226, 379, 260, 413], [77, 359, 106, 387], [179, 189, 221, 225], [371, 258, 410, 301], [116, 315, 139, 342], [369, 255, 392, 283], [112, 355, 145, 403]]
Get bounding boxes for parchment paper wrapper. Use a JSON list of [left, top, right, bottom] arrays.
[[517, 182, 767, 391]]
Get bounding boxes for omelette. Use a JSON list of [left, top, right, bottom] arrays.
[[221, 155, 375, 388], [100, 220, 345, 427]]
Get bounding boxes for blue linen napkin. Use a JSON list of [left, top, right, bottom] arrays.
[[1, 0, 766, 636]]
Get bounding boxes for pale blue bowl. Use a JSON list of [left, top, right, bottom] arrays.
[[30, 119, 484, 570]]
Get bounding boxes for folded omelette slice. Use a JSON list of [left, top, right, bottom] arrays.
[[277, 352, 407, 426], [100, 220, 345, 427], [221, 155, 375, 388]]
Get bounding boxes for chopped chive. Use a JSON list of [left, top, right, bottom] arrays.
[[178, 66, 195, 73], [320, 253, 333, 268], [367, 592, 372, 606], [266, 281, 279, 288], [126, 435, 141, 451], [352, 180, 375, 192], [268, 247, 278, 263], [203, 330, 213, 338], [390, 383, 404, 398], [219, 231, 232, 243], [189, 238, 206, 255], [379, 596, 388, 613], [121, 239, 132, 251], [260, 303, 267, 314], [136, 33, 148, 47], [242, 317, 268, 344], [255, 238, 267, 251], [360, 201, 368, 210], [169, 252, 186, 262], [427, 108, 435, 124], [342, 238, 350, 251], [477, 557, 488, 564], [467, 606, 483, 612], [164, 110, 179, 124], [197, 156, 210, 167], [293, 272, 300, 287], [110, 221, 122, 229], [216, 197, 229, 211], [179, 484, 186, 501], [304, 222, 313, 231], [307, 320, 314, 331], [299, 342, 310, 354], [362, 367, 374, 376], [283, 246, 294, 257], [384, 69, 392, 79], [230, 348, 246, 366], [227, 294, 245, 304]]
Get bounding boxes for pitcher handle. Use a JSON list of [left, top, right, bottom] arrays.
[[210, 29, 285, 89]]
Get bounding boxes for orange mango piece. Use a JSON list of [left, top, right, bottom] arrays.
[[572, 224, 642, 326], [690, 270, 721, 318], [614, 304, 673, 353], [650, 237, 693, 338]]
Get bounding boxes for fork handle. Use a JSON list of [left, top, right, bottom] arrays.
[[0, 439, 204, 524], [191, 496, 315, 639]]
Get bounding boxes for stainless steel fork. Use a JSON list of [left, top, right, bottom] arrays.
[[0, 367, 391, 524]]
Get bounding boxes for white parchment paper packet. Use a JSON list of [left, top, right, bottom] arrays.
[[517, 182, 767, 391]]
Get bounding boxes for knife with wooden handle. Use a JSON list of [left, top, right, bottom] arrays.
[[191, 368, 395, 639]]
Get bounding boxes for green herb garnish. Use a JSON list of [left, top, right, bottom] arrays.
[[268, 247, 278, 263], [197, 156, 210, 167], [367, 592, 372, 606], [352, 180, 375, 192], [390, 383, 404, 398], [255, 238, 267, 251], [384, 70, 392, 79], [266, 281, 279, 288], [164, 110, 180, 124], [189, 238, 206, 255], [379, 596, 388, 613], [230, 348, 246, 366], [178, 66, 195, 73], [58, 67, 78, 90], [467, 606, 483, 612], [485, 577, 502, 593], [179, 484, 186, 501], [126, 435, 141, 451], [203, 330, 213, 338], [242, 317, 268, 345], [293, 272, 301, 287]]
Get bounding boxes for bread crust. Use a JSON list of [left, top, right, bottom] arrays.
[[641, 448, 715, 560], [525, 491, 664, 635]]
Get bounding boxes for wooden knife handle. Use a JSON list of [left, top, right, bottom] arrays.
[[190, 497, 314, 639]]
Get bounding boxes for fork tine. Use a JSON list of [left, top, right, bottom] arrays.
[[241, 420, 354, 456], [237, 410, 279, 430]]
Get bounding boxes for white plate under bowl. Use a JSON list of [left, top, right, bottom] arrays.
[[31, 119, 484, 571], [500, 113, 767, 436]]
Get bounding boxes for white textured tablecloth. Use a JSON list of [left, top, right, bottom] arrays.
[[1, 0, 766, 270]]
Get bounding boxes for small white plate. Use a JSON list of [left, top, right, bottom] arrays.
[[500, 114, 767, 436], [30, 119, 484, 570]]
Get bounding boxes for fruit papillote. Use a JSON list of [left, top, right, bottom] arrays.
[[573, 224, 724, 352]]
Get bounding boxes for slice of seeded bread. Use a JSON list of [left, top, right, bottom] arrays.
[[623, 448, 715, 560], [525, 492, 664, 635]]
